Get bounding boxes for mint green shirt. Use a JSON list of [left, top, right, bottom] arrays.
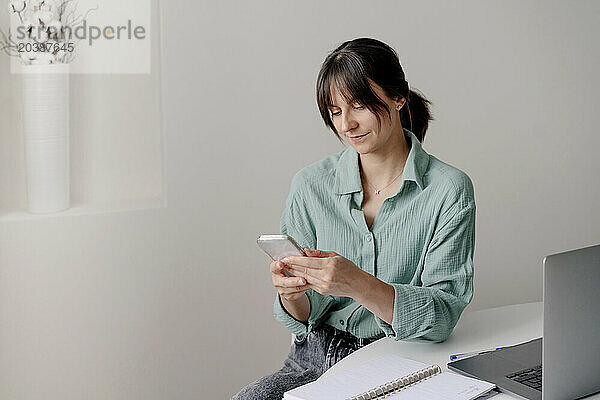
[[273, 129, 475, 343]]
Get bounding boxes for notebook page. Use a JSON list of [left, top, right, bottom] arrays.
[[284, 354, 495, 400], [284, 354, 429, 400], [388, 372, 495, 400]]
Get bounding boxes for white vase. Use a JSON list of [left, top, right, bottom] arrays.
[[21, 63, 70, 213]]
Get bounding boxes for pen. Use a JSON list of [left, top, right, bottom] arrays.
[[449, 347, 505, 361]]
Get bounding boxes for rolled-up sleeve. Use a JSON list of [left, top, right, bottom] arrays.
[[374, 200, 475, 342], [273, 174, 335, 335]]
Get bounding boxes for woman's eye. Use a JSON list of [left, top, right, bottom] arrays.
[[329, 106, 362, 117]]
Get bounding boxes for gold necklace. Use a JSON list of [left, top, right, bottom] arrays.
[[364, 170, 404, 196]]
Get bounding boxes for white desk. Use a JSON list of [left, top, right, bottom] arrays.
[[323, 302, 600, 399]]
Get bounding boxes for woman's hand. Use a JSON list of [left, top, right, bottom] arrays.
[[281, 249, 365, 298], [270, 259, 310, 302]]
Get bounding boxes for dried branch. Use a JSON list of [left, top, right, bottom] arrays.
[[0, 26, 19, 57]]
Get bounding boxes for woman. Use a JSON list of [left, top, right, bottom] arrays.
[[233, 37, 475, 400]]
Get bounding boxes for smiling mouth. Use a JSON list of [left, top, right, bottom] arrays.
[[348, 132, 369, 141]]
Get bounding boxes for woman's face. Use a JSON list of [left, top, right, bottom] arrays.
[[327, 81, 406, 155]]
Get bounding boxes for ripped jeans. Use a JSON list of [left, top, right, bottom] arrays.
[[231, 324, 382, 400]]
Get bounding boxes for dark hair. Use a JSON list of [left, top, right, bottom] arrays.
[[316, 38, 433, 142]]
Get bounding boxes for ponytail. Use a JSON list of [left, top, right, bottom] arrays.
[[401, 88, 433, 142]]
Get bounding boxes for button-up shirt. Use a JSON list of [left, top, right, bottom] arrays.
[[273, 129, 475, 342]]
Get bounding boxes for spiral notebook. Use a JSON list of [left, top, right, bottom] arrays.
[[283, 354, 496, 400]]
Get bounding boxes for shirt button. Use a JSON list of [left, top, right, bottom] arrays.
[[366, 235, 372, 242], [340, 320, 345, 325]]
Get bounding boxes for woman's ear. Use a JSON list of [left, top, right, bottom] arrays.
[[394, 97, 407, 109]]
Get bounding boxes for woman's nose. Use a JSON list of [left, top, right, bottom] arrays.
[[341, 112, 357, 133]]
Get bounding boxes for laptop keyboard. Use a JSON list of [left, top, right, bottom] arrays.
[[506, 365, 542, 391]]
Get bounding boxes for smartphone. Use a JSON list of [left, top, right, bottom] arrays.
[[257, 234, 306, 277]]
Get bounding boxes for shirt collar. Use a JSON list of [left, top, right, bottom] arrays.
[[334, 128, 430, 195]]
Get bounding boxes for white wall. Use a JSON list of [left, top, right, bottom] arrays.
[[1, 1, 600, 399]]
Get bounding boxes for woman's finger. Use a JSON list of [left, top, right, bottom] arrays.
[[271, 260, 293, 278], [284, 263, 326, 282], [304, 249, 338, 258], [274, 273, 306, 288], [279, 284, 311, 295], [269, 260, 282, 274], [281, 255, 325, 269]]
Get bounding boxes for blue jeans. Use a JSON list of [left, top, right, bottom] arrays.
[[231, 324, 382, 400]]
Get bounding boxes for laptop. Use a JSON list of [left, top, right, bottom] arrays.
[[448, 243, 600, 400]]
